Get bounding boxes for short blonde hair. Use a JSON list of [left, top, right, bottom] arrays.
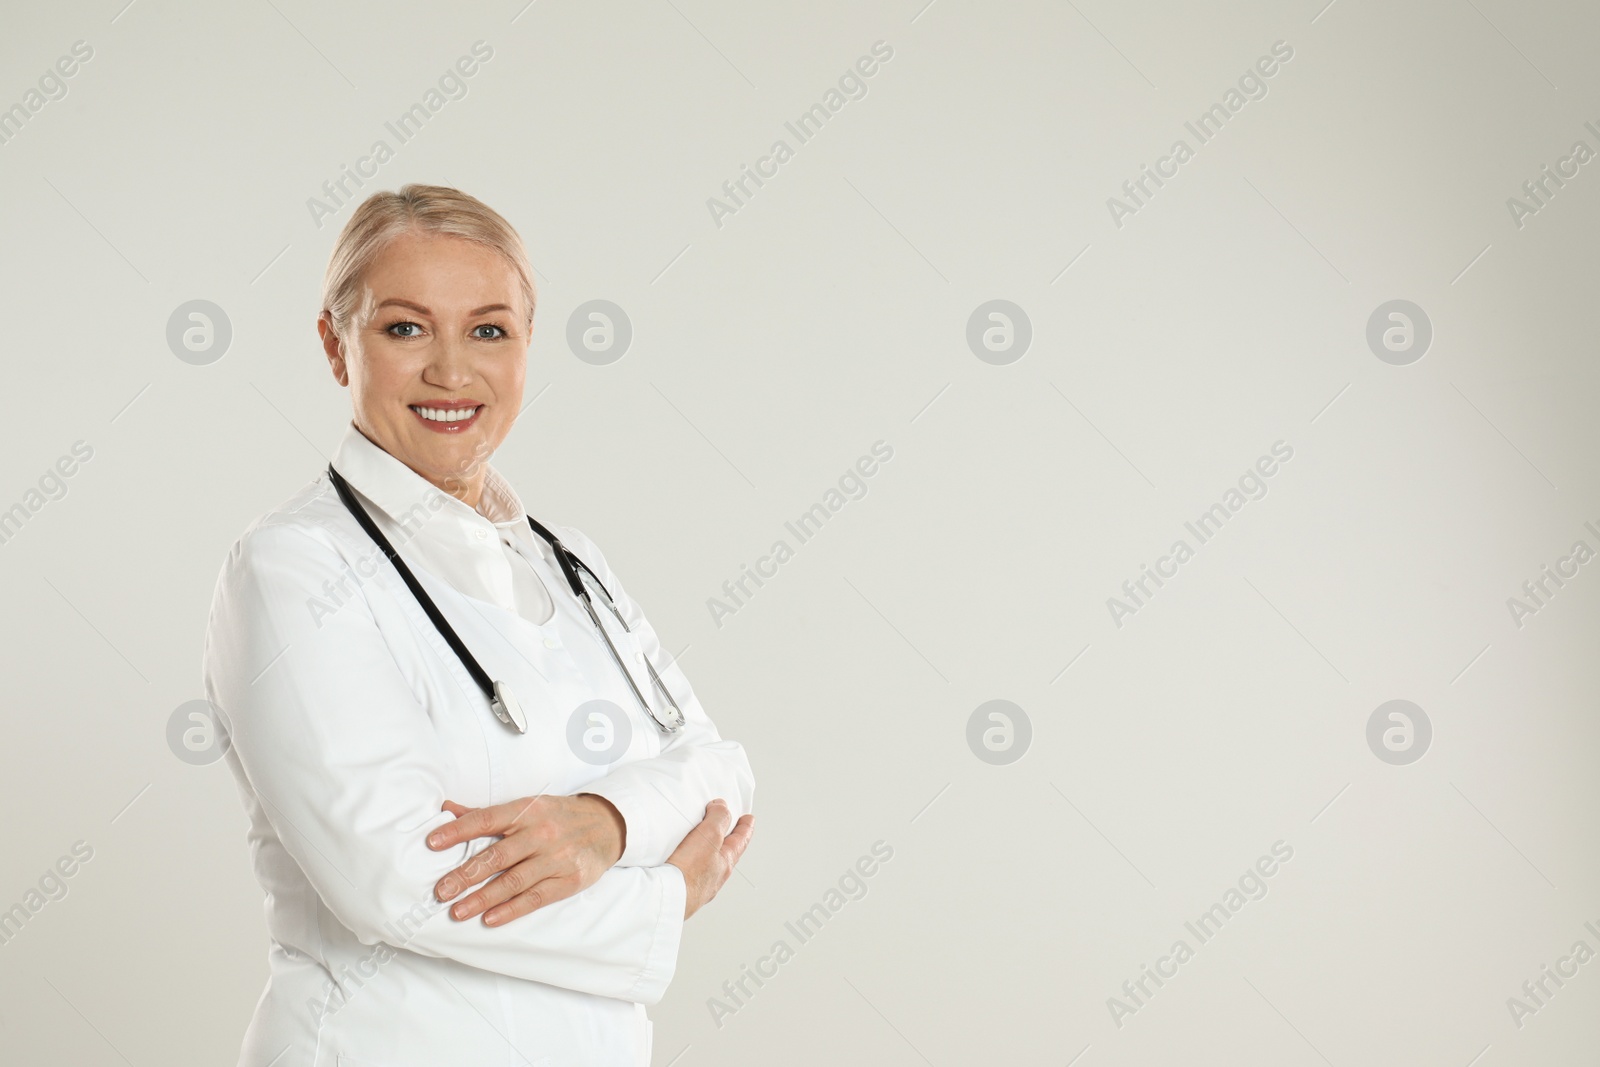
[[320, 183, 536, 340]]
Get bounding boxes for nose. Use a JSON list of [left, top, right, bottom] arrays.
[[421, 330, 474, 392]]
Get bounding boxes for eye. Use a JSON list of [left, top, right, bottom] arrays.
[[474, 323, 508, 340], [385, 320, 423, 339]]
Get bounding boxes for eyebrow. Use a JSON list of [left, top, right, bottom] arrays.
[[374, 298, 513, 316]]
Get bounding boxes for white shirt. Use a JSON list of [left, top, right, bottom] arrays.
[[202, 422, 756, 1067], [332, 422, 557, 628]]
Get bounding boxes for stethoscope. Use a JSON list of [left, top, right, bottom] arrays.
[[326, 464, 686, 736]]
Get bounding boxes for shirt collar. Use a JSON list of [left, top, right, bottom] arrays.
[[329, 421, 530, 531], [477, 464, 527, 527]]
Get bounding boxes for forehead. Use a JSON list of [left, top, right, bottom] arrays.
[[361, 230, 520, 308]]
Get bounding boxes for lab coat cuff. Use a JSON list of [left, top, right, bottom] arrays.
[[583, 781, 658, 868], [626, 864, 686, 1005]]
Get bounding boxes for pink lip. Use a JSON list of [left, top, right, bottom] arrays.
[[410, 402, 483, 434]]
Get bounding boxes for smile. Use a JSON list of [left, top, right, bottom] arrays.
[[410, 404, 483, 433]]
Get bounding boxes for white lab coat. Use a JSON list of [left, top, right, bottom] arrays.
[[202, 452, 756, 1067]]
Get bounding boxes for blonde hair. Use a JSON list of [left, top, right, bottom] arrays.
[[320, 183, 536, 341]]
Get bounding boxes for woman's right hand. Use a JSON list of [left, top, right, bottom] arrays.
[[666, 800, 754, 920]]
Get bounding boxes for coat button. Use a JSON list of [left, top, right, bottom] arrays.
[[543, 636, 560, 649]]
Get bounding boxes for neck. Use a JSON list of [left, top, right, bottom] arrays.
[[433, 469, 485, 511], [353, 421, 492, 513]]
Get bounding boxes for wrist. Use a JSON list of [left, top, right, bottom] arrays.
[[581, 793, 627, 866]]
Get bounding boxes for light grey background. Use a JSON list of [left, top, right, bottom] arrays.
[[1, 0, 1597, 1064]]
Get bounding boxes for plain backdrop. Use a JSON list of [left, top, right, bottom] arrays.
[[1, 1, 1597, 1064]]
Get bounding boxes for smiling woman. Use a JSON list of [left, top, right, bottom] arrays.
[[314, 186, 536, 504], [203, 184, 755, 1067]]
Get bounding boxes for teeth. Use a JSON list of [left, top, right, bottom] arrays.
[[413, 406, 479, 423]]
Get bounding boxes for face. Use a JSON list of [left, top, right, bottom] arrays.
[[319, 230, 530, 502]]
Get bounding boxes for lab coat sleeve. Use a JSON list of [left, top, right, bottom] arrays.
[[556, 525, 757, 869], [202, 519, 686, 1004]]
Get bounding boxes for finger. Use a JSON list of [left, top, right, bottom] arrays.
[[667, 800, 734, 874], [682, 800, 728, 846], [449, 860, 565, 922], [448, 855, 537, 917], [440, 799, 472, 819], [705, 798, 733, 835], [721, 814, 755, 867], [483, 871, 581, 925], [436, 837, 527, 901], [428, 805, 508, 850]]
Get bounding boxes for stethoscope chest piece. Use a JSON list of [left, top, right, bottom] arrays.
[[491, 680, 528, 733]]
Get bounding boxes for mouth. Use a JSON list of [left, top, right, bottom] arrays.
[[409, 402, 484, 434]]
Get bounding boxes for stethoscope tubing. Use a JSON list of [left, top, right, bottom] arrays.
[[327, 464, 499, 702], [325, 463, 685, 735]]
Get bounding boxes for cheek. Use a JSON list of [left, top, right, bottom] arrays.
[[354, 345, 415, 404], [493, 355, 527, 401]]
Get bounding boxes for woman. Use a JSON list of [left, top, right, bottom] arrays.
[[203, 184, 756, 1067]]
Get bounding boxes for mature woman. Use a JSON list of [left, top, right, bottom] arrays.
[[203, 184, 756, 1067]]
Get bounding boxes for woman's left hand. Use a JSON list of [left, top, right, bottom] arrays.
[[427, 794, 626, 925]]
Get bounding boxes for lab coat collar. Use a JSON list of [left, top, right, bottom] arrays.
[[329, 421, 530, 533]]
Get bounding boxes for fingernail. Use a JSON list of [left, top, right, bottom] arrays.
[[484, 909, 501, 925], [429, 833, 444, 848], [437, 879, 454, 898]]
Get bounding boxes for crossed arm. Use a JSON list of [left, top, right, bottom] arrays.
[[204, 520, 754, 1005], [426, 522, 756, 927]]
